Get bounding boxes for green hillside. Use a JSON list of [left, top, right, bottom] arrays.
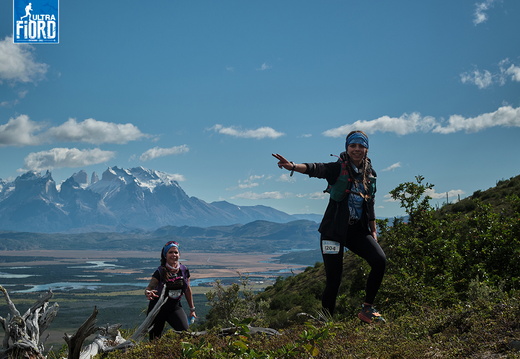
[[440, 174, 520, 216], [65, 175, 520, 358]]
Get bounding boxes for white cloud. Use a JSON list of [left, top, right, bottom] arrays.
[[505, 64, 520, 81], [238, 182, 259, 189], [473, 0, 498, 25], [45, 118, 147, 144], [0, 114, 43, 146], [461, 59, 520, 89], [323, 112, 437, 137], [382, 162, 402, 172], [238, 175, 265, 189], [383, 193, 397, 203], [383, 189, 465, 203], [168, 174, 186, 182], [425, 188, 465, 200], [1, 115, 148, 147], [433, 105, 520, 134], [277, 173, 296, 183], [22, 148, 115, 172], [460, 69, 493, 89], [257, 62, 272, 71], [303, 191, 328, 200], [0, 36, 48, 83], [323, 105, 520, 136], [210, 124, 284, 139], [500, 59, 520, 83], [139, 145, 189, 161], [232, 191, 286, 200], [1, 90, 29, 108]]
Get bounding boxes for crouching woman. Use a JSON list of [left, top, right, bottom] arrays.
[[144, 241, 196, 340]]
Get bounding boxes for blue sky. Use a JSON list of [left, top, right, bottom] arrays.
[[0, 0, 519, 219]]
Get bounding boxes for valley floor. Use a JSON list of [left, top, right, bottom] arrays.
[[0, 249, 306, 350]]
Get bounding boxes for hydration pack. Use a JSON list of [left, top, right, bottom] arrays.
[[324, 158, 376, 202], [157, 264, 188, 300]]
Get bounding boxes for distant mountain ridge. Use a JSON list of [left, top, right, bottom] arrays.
[[0, 219, 320, 253], [0, 167, 320, 233]]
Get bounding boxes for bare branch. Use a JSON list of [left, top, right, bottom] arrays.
[[64, 306, 100, 359]]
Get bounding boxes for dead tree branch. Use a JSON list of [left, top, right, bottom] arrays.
[[63, 306, 100, 359], [0, 285, 58, 359], [62, 288, 168, 358]]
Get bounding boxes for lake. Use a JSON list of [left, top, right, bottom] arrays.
[[0, 250, 308, 350]]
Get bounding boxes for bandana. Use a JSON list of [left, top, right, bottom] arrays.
[[346, 132, 369, 150], [162, 241, 179, 257]]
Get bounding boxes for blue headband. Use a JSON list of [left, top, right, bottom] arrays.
[[346, 132, 369, 149], [162, 242, 179, 257]]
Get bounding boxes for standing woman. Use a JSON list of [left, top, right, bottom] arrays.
[[144, 241, 197, 339], [272, 131, 386, 323]]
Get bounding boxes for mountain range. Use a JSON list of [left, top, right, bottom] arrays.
[[0, 219, 320, 254], [0, 167, 321, 233]]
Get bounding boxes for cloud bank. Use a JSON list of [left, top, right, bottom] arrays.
[[22, 148, 115, 172], [211, 124, 284, 139], [0, 115, 148, 147], [0, 115, 43, 146], [0, 36, 48, 83], [139, 145, 189, 161], [473, 0, 498, 25], [460, 59, 520, 89], [323, 106, 520, 137], [46, 118, 147, 144]]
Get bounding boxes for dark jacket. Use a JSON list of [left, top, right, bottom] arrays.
[[303, 152, 376, 240]]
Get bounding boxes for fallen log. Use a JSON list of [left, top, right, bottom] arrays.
[[2, 285, 281, 359], [171, 326, 281, 337], [0, 285, 58, 359], [62, 288, 169, 358], [63, 307, 100, 359]]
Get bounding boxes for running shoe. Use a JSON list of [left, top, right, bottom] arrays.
[[357, 304, 386, 324]]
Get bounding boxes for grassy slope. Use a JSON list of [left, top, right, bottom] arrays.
[[49, 175, 520, 358], [95, 294, 519, 358]]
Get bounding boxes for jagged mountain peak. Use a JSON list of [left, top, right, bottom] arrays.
[[0, 166, 316, 233], [93, 166, 180, 193], [71, 170, 89, 187], [17, 170, 53, 182]]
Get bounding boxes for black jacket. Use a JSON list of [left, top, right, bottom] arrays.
[[303, 153, 376, 240]]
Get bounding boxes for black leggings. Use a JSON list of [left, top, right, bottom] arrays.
[[147, 298, 189, 340], [321, 223, 386, 315]]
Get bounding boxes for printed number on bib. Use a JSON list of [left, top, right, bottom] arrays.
[[322, 240, 341, 254]]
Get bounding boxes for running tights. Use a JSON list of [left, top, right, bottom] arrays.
[[321, 223, 386, 315], [147, 298, 189, 340]]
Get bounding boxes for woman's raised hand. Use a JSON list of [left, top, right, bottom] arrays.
[[272, 153, 292, 170]]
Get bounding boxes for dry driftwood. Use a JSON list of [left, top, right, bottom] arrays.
[[2, 284, 280, 359], [0, 285, 58, 359], [174, 326, 281, 337], [62, 287, 169, 359]]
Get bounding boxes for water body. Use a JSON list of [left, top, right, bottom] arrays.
[[0, 252, 309, 349], [0, 254, 305, 294]]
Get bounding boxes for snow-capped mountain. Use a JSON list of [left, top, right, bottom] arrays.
[[0, 166, 302, 233]]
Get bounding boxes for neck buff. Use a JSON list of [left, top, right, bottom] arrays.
[[346, 132, 369, 150], [166, 263, 180, 272], [162, 242, 179, 258]]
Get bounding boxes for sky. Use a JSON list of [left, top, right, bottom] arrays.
[[0, 0, 519, 220]]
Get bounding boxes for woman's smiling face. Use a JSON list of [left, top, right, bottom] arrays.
[[166, 246, 180, 265], [347, 143, 367, 166]]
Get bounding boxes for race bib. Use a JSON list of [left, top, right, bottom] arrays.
[[321, 240, 341, 254], [168, 289, 182, 299]]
